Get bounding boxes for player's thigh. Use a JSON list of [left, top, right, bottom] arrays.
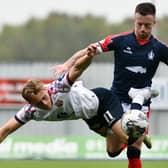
[[93, 126, 107, 137], [106, 133, 123, 152]]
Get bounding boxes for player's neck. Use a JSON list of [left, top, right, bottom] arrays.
[[136, 37, 150, 45]]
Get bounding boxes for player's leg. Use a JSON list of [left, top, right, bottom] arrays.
[[122, 102, 143, 168], [86, 87, 126, 157], [143, 90, 158, 149], [143, 105, 152, 149], [127, 137, 143, 168], [143, 134, 152, 149], [126, 88, 155, 168], [126, 106, 149, 168], [129, 89, 158, 150], [86, 125, 126, 158], [106, 130, 126, 157], [92, 87, 127, 157], [83, 119, 125, 157]]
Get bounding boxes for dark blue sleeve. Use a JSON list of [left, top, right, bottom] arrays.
[[159, 43, 168, 65]]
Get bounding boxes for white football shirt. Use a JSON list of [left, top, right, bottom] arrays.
[[15, 75, 99, 124]]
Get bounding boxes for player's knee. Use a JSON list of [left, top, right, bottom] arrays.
[[127, 146, 141, 159], [107, 148, 123, 158]]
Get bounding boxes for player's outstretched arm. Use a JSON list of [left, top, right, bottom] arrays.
[[55, 52, 95, 92], [51, 43, 99, 77], [51, 48, 87, 78], [0, 117, 23, 143], [68, 53, 94, 82]]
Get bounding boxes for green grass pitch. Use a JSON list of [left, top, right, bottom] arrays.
[[1, 160, 168, 168]]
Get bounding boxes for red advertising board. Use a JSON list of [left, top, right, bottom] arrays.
[[0, 79, 52, 106]]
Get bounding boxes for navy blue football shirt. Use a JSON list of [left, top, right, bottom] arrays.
[[98, 31, 168, 103]]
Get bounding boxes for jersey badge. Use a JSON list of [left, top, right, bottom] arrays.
[[148, 50, 155, 60]]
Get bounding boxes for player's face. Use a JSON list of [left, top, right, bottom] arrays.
[[29, 88, 52, 110], [134, 13, 156, 40]]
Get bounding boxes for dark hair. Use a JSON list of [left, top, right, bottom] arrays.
[[135, 2, 156, 16]]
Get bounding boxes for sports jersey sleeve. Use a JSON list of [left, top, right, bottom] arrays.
[[15, 104, 36, 124], [53, 73, 73, 93], [98, 34, 117, 52], [159, 43, 168, 65], [98, 31, 133, 53]]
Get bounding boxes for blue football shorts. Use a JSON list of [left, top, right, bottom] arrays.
[[84, 87, 124, 131]]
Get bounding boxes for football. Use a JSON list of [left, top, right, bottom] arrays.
[[121, 110, 149, 138]]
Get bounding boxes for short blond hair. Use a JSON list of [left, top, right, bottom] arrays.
[[22, 80, 43, 102]]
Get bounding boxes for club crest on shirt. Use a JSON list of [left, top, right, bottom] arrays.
[[148, 50, 155, 60]]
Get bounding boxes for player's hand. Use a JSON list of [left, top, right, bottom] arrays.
[[87, 43, 98, 56], [50, 63, 69, 78]]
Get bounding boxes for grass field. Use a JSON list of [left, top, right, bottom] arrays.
[[1, 160, 168, 168]]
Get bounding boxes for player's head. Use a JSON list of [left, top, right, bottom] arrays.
[[22, 80, 52, 110], [134, 2, 156, 40]]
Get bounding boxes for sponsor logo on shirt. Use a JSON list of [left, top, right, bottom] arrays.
[[125, 66, 147, 74], [123, 46, 133, 54]]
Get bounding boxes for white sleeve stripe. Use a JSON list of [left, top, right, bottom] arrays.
[[97, 44, 103, 53]]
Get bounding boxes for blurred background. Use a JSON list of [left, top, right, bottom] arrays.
[[0, 0, 168, 160]]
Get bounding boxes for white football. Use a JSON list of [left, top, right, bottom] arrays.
[[121, 110, 149, 137]]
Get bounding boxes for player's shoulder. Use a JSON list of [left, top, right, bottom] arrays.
[[44, 79, 58, 94], [153, 35, 168, 48], [45, 74, 72, 95], [15, 103, 37, 123], [107, 30, 133, 40], [99, 30, 133, 51]]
